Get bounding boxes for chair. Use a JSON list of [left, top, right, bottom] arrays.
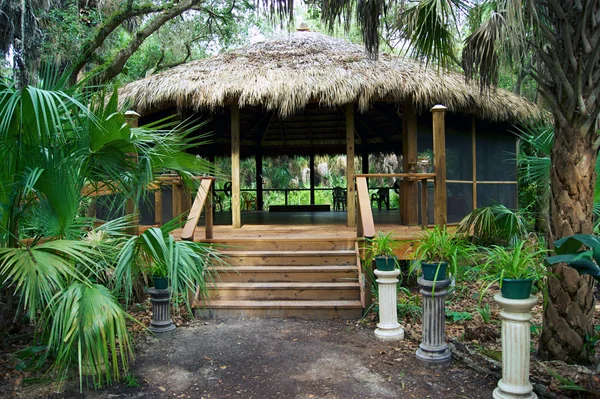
[[241, 192, 257, 211], [212, 193, 223, 213], [332, 187, 346, 211], [370, 188, 390, 210]]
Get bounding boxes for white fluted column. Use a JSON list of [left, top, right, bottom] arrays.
[[374, 269, 404, 340], [493, 294, 538, 399]]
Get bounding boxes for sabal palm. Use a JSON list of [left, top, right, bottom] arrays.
[[0, 78, 212, 388]]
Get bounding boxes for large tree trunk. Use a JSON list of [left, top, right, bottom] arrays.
[[540, 123, 597, 363]]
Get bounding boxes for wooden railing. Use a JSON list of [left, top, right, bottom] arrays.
[[82, 175, 215, 238], [354, 173, 435, 239], [181, 177, 215, 241]]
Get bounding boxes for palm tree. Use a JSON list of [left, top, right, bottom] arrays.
[[0, 77, 214, 388], [312, 0, 600, 363]]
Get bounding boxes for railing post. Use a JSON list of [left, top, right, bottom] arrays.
[[125, 110, 141, 234], [205, 180, 214, 239], [420, 178, 429, 227], [431, 104, 447, 226]]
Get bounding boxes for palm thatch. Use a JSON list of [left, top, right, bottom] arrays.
[[119, 32, 538, 122]]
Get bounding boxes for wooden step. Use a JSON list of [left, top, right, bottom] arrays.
[[221, 250, 356, 266], [204, 238, 355, 251], [208, 282, 360, 300], [194, 299, 363, 319], [211, 265, 357, 282]]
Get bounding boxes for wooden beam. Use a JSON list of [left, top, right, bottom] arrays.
[[432, 104, 447, 226], [154, 189, 162, 225], [402, 103, 418, 225], [172, 182, 182, 220], [346, 103, 356, 227], [231, 104, 241, 228], [310, 151, 315, 205], [181, 178, 213, 241], [355, 176, 375, 238], [421, 179, 429, 228], [472, 115, 477, 210], [256, 150, 264, 211]]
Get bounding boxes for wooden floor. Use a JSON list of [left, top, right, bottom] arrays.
[[181, 209, 425, 241]]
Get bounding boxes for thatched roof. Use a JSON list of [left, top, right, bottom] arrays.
[[119, 32, 538, 122]]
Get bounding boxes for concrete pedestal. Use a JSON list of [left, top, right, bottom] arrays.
[[149, 287, 176, 333], [493, 294, 538, 399], [374, 269, 404, 340], [416, 277, 452, 367]]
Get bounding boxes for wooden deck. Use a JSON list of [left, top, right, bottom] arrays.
[[177, 209, 425, 241]]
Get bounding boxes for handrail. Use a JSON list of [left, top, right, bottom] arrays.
[[355, 176, 375, 239], [181, 178, 215, 241]]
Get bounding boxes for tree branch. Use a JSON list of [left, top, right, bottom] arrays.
[[69, 1, 174, 84], [87, 0, 204, 84]]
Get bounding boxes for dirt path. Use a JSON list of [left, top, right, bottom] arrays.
[[41, 318, 496, 398]]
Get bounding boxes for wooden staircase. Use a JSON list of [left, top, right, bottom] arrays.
[[193, 238, 364, 319]]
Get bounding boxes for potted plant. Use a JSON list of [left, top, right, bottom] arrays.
[[411, 226, 470, 281], [152, 262, 169, 290], [480, 240, 546, 300], [365, 231, 398, 271]]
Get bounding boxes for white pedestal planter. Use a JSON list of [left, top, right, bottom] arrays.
[[416, 277, 452, 367], [374, 269, 404, 340], [493, 294, 538, 399]]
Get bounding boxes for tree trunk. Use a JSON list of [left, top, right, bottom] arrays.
[[540, 122, 597, 364]]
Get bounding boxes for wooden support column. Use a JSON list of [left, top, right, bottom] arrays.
[[432, 104, 447, 226], [472, 115, 477, 210], [125, 110, 140, 233], [256, 151, 263, 211], [402, 104, 418, 225], [309, 151, 315, 205], [346, 103, 356, 227], [231, 104, 241, 228]]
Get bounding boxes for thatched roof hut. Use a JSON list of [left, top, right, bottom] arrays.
[[121, 31, 533, 229], [119, 32, 537, 123]]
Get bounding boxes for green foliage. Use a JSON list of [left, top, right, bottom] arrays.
[[446, 311, 472, 323], [457, 204, 527, 246], [0, 79, 216, 390], [396, 286, 422, 322], [478, 239, 548, 302], [114, 225, 220, 312], [476, 304, 491, 324], [45, 282, 134, 391], [412, 226, 475, 279], [545, 234, 600, 282]]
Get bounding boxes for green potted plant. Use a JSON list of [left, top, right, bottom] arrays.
[[151, 262, 169, 290], [411, 226, 469, 281], [480, 240, 546, 300], [365, 231, 398, 271]]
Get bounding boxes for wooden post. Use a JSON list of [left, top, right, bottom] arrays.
[[309, 151, 315, 205], [432, 104, 447, 226], [125, 110, 140, 233], [472, 115, 477, 210], [172, 181, 182, 220], [256, 151, 263, 211], [346, 103, 356, 227], [231, 104, 241, 228], [402, 104, 418, 225], [154, 190, 162, 225], [205, 181, 214, 239], [421, 179, 429, 228]]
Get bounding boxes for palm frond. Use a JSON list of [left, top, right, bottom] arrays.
[[45, 282, 133, 391]]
